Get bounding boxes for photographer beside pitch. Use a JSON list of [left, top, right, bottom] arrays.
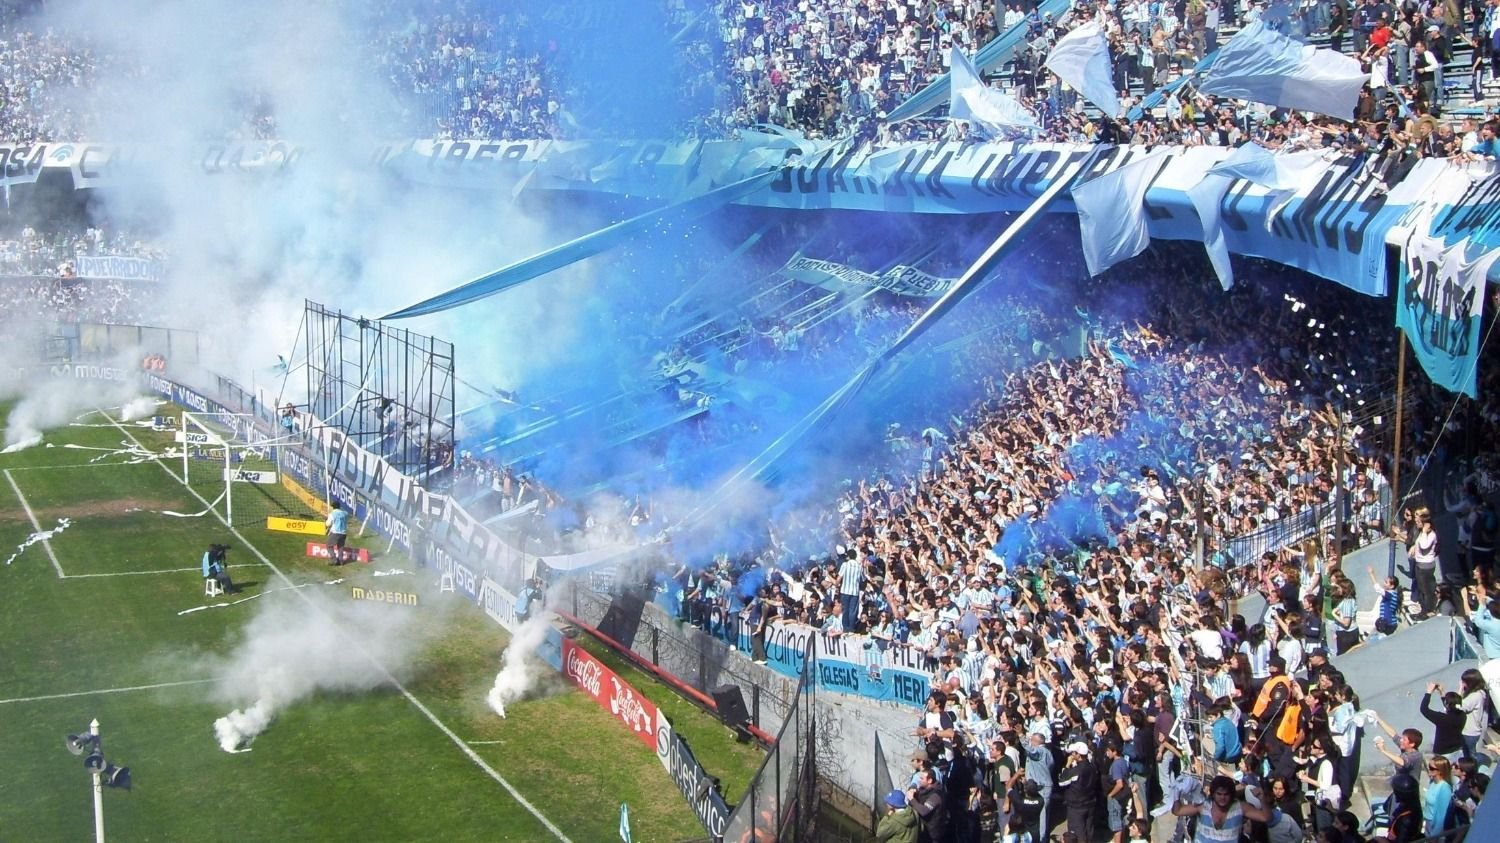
[[324, 500, 351, 565], [202, 543, 237, 593]]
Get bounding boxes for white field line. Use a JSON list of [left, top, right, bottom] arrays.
[[65, 563, 262, 579], [6, 462, 157, 471], [0, 678, 218, 705], [100, 412, 574, 843], [4, 469, 66, 578]]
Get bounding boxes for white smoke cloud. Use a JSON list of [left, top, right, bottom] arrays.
[[486, 609, 555, 719], [118, 396, 162, 421], [3, 369, 145, 451], [15, 0, 600, 401], [208, 587, 430, 751]]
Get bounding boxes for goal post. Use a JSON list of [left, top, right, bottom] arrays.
[[178, 412, 232, 520], [178, 411, 299, 528]]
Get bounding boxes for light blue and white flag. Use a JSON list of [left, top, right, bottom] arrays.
[[1044, 21, 1120, 117], [948, 47, 1039, 136], [1397, 211, 1498, 398], [619, 802, 632, 843], [1072, 151, 1171, 275], [1200, 22, 1364, 117], [1188, 145, 1329, 288]]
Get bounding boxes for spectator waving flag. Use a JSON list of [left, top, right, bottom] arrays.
[[1200, 21, 1365, 117], [1044, 20, 1120, 117], [947, 47, 1039, 137], [1072, 151, 1172, 276]]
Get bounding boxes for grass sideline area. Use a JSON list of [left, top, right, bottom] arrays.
[[0, 400, 761, 842]]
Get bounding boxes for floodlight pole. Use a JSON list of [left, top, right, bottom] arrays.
[[89, 718, 105, 843]]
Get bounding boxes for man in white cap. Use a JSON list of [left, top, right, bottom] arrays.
[[1057, 740, 1101, 842]]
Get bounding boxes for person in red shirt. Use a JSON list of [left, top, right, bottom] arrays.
[[1371, 18, 1393, 50]]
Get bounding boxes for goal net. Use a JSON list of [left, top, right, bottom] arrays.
[[174, 412, 302, 528]]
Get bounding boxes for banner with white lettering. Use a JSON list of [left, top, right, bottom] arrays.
[[775, 255, 956, 298], [14, 136, 1500, 307], [76, 255, 165, 282]]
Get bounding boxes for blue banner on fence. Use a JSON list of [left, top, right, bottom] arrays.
[[733, 619, 933, 707]]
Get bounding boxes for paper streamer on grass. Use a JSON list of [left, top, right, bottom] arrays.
[[176, 581, 320, 616], [62, 442, 160, 464], [5, 517, 71, 565]]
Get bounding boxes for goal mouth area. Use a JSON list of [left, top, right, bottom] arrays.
[[175, 411, 304, 526]]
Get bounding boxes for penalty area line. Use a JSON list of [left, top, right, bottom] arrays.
[[99, 409, 575, 843], [66, 563, 263, 579], [0, 678, 218, 706], [4, 469, 66, 579]]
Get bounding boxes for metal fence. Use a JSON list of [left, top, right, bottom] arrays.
[[566, 581, 827, 842], [568, 581, 796, 736], [721, 643, 819, 843]]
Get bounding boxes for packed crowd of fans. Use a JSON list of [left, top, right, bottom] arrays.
[[0, 275, 153, 324], [617, 239, 1500, 841], [5, 0, 1497, 147], [0, 226, 168, 279]]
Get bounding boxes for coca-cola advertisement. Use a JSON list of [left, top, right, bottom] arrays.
[[559, 638, 658, 752]]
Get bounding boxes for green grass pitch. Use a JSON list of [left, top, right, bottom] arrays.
[[0, 402, 762, 842]]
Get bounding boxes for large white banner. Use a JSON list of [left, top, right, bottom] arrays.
[[775, 255, 957, 297], [76, 255, 165, 282]]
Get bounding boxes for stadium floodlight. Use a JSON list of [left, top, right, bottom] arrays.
[[61, 718, 128, 843]]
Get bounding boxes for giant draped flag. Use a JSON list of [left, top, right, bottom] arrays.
[[1045, 21, 1120, 117], [1200, 22, 1364, 117], [883, 0, 1072, 123], [948, 47, 1040, 137], [1188, 144, 1330, 288], [1072, 151, 1171, 275], [1397, 226, 1494, 398], [1392, 164, 1500, 397], [381, 170, 778, 320]]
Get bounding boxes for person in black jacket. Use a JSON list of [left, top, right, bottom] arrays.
[[907, 769, 948, 843], [1057, 741, 1100, 842], [1418, 682, 1466, 756]]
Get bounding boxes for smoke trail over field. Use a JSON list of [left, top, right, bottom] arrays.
[[208, 588, 429, 751], [1, 366, 146, 452], [486, 611, 556, 719]]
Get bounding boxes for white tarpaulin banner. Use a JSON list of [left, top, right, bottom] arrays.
[[76, 254, 165, 282], [775, 255, 957, 297]]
